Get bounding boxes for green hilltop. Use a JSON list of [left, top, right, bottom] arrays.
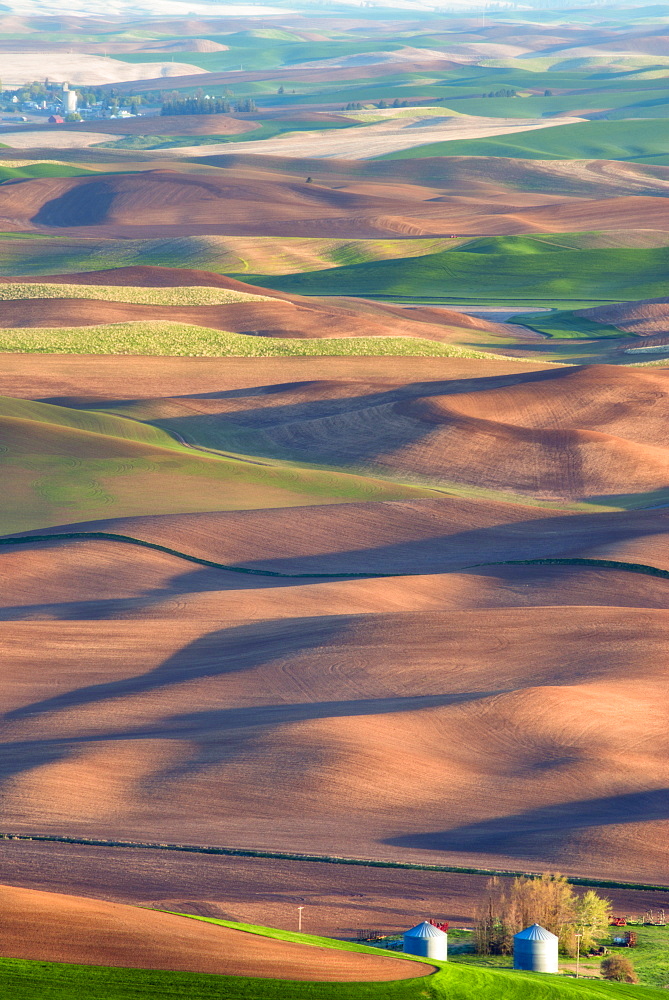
[[252, 241, 669, 307], [379, 118, 669, 163]]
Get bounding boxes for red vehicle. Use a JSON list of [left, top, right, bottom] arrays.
[[429, 919, 449, 933], [610, 917, 626, 926]]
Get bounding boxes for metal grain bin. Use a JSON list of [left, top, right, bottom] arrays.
[[402, 921, 447, 961], [513, 923, 558, 973]]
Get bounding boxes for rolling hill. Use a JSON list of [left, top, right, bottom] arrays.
[[0, 353, 668, 887], [381, 118, 669, 164], [0, 884, 424, 981], [262, 242, 669, 305], [2, 8, 669, 983]]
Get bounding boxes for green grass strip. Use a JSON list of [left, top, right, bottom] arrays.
[[0, 829, 667, 894], [2, 951, 666, 1000], [2, 531, 669, 583]]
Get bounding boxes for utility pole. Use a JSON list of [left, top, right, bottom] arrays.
[[298, 906, 304, 933]]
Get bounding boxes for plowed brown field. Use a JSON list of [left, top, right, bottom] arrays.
[[1, 347, 667, 890], [4, 166, 669, 238], [0, 609, 667, 882], [1, 840, 666, 939], [89, 362, 669, 501], [580, 297, 669, 336], [5, 114, 257, 138], [0, 883, 429, 980]]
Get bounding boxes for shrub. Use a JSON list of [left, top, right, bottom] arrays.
[[601, 955, 638, 983]]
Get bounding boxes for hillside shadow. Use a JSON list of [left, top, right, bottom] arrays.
[[383, 788, 669, 860], [0, 536, 358, 622], [0, 625, 506, 782], [3, 615, 355, 722], [31, 180, 115, 227], [228, 506, 667, 576], [144, 367, 570, 464]]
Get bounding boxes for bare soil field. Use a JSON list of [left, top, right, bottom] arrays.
[[0, 841, 665, 938], [0, 351, 666, 886], [2, 4, 669, 919], [0, 53, 206, 87], [5, 114, 257, 138], [0, 883, 428, 980], [0, 350, 555, 401], [580, 297, 669, 335], [146, 113, 584, 162], [5, 165, 669, 239], [69, 361, 667, 502], [16, 500, 669, 573], [0, 131, 126, 150], [2, 535, 669, 620], [0, 609, 667, 883]]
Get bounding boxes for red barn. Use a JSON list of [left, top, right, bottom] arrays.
[[48, 115, 64, 124]]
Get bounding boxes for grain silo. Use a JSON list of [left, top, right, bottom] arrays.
[[402, 921, 447, 961], [513, 923, 558, 973], [62, 84, 77, 113]]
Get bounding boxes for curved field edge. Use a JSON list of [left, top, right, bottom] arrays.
[[0, 322, 517, 359], [0, 951, 664, 999], [2, 531, 669, 583]]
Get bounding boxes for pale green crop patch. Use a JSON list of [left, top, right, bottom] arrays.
[[340, 105, 465, 121], [0, 283, 274, 306], [0, 320, 519, 358]]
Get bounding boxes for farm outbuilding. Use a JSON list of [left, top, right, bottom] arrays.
[[513, 924, 558, 973], [402, 921, 447, 960]]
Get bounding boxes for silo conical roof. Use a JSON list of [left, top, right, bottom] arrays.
[[404, 921, 447, 938], [514, 923, 558, 941]]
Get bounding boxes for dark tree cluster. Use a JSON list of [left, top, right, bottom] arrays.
[[482, 88, 517, 98], [161, 93, 257, 116]]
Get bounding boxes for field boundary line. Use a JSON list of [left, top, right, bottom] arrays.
[[0, 830, 667, 893], [2, 531, 669, 582]]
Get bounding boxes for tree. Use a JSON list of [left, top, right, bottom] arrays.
[[277, 85, 284, 94], [234, 97, 257, 112], [574, 890, 612, 953], [475, 874, 611, 957], [475, 878, 513, 955], [601, 955, 638, 983], [64, 112, 81, 122], [544, 89, 553, 96]]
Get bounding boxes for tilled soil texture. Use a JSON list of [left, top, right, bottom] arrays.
[[580, 297, 669, 336], [3, 114, 258, 138], [4, 166, 669, 238], [0, 883, 431, 980], [1, 354, 667, 886], [0, 609, 667, 883], [0, 841, 666, 938]]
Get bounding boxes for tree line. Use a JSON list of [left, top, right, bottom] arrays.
[[476, 873, 611, 956], [160, 93, 257, 116]]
